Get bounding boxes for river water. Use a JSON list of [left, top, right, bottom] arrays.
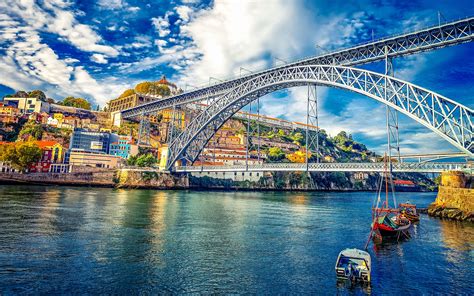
[[0, 185, 472, 294]]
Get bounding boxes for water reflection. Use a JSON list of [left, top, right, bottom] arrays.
[[0, 186, 472, 294]]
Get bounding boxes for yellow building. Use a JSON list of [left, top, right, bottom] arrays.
[[0, 103, 20, 116], [53, 113, 64, 124], [36, 141, 64, 163], [108, 93, 160, 113]]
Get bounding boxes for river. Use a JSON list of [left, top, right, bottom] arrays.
[[0, 185, 472, 294]]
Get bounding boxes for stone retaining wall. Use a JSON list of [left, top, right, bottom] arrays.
[[428, 171, 474, 222]]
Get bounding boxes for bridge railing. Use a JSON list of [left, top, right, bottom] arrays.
[[173, 162, 470, 173]]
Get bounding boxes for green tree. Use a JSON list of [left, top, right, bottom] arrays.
[[13, 90, 28, 98], [0, 141, 42, 171], [46, 98, 55, 104], [135, 154, 157, 167], [19, 121, 44, 140], [127, 155, 138, 166], [268, 147, 285, 161], [28, 90, 46, 101], [61, 97, 91, 110], [118, 89, 135, 99]]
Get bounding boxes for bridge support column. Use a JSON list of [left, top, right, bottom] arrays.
[[306, 84, 320, 166], [305, 84, 319, 189], [384, 48, 401, 165], [138, 113, 150, 146]]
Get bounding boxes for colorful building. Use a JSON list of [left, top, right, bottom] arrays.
[[109, 135, 139, 159], [68, 129, 118, 155], [29, 141, 64, 173]]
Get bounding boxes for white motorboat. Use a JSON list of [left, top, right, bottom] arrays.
[[335, 248, 371, 282]]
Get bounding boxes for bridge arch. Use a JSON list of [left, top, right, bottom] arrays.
[[166, 65, 473, 170]]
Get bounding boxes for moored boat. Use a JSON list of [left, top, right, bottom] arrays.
[[366, 153, 413, 246], [399, 203, 420, 222], [335, 248, 371, 283]]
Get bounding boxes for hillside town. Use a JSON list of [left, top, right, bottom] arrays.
[[0, 76, 430, 189]]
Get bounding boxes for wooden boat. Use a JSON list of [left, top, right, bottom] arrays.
[[365, 153, 412, 247], [399, 203, 420, 222], [372, 209, 411, 242], [335, 248, 371, 282]]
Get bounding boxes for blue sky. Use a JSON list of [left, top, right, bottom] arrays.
[[0, 0, 472, 154]]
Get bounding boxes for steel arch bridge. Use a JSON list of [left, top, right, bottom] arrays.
[[165, 65, 473, 170]]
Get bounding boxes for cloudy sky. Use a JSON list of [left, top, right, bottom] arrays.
[[0, 0, 473, 154]]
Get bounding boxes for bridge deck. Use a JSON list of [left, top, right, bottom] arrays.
[[123, 162, 471, 174]]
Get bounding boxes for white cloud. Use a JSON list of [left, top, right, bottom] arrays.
[[90, 53, 108, 64], [1, 0, 118, 57], [151, 14, 172, 37], [175, 6, 193, 23], [0, 4, 126, 105]]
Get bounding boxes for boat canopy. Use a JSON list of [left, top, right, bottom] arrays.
[[339, 248, 371, 267]]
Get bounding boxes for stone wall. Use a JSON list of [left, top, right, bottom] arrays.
[[116, 170, 189, 189], [0, 170, 116, 187], [428, 171, 473, 222]]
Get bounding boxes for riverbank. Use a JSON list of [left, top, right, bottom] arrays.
[[0, 169, 435, 192]]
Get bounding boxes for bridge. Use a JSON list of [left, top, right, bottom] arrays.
[[120, 16, 474, 173], [123, 162, 471, 174]]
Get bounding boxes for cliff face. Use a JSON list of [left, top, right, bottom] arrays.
[[428, 171, 474, 222]]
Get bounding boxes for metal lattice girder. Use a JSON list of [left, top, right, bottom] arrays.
[[166, 162, 468, 173], [121, 17, 474, 119], [166, 65, 473, 170], [137, 114, 150, 146]]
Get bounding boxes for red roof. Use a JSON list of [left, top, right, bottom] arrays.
[[394, 180, 415, 185], [35, 141, 60, 149]]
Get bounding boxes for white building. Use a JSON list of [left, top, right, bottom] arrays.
[[3, 97, 50, 114]]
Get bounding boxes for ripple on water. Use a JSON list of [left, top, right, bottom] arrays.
[[0, 186, 472, 294]]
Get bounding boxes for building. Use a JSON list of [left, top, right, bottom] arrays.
[[68, 129, 118, 155], [68, 151, 122, 169], [29, 141, 64, 173], [108, 76, 180, 113], [0, 102, 20, 124], [109, 135, 139, 159], [108, 93, 158, 113], [394, 180, 416, 188], [3, 97, 50, 114]]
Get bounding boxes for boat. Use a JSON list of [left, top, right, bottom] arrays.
[[365, 154, 412, 246], [335, 248, 371, 282], [399, 203, 420, 222], [372, 209, 412, 242]]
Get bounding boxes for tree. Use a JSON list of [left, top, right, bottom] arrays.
[[0, 141, 42, 171], [6, 90, 28, 98], [118, 89, 135, 99], [61, 96, 91, 110], [28, 90, 46, 101], [135, 154, 157, 167], [268, 147, 285, 161], [46, 98, 55, 104], [19, 121, 44, 140], [127, 155, 138, 166]]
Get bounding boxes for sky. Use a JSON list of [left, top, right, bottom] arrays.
[[0, 0, 473, 154]]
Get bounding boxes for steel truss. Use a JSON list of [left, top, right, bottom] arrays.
[[121, 17, 474, 119], [165, 65, 473, 170], [137, 114, 150, 146], [122, 162, 468, 174], [306, 85, 319, 165]]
